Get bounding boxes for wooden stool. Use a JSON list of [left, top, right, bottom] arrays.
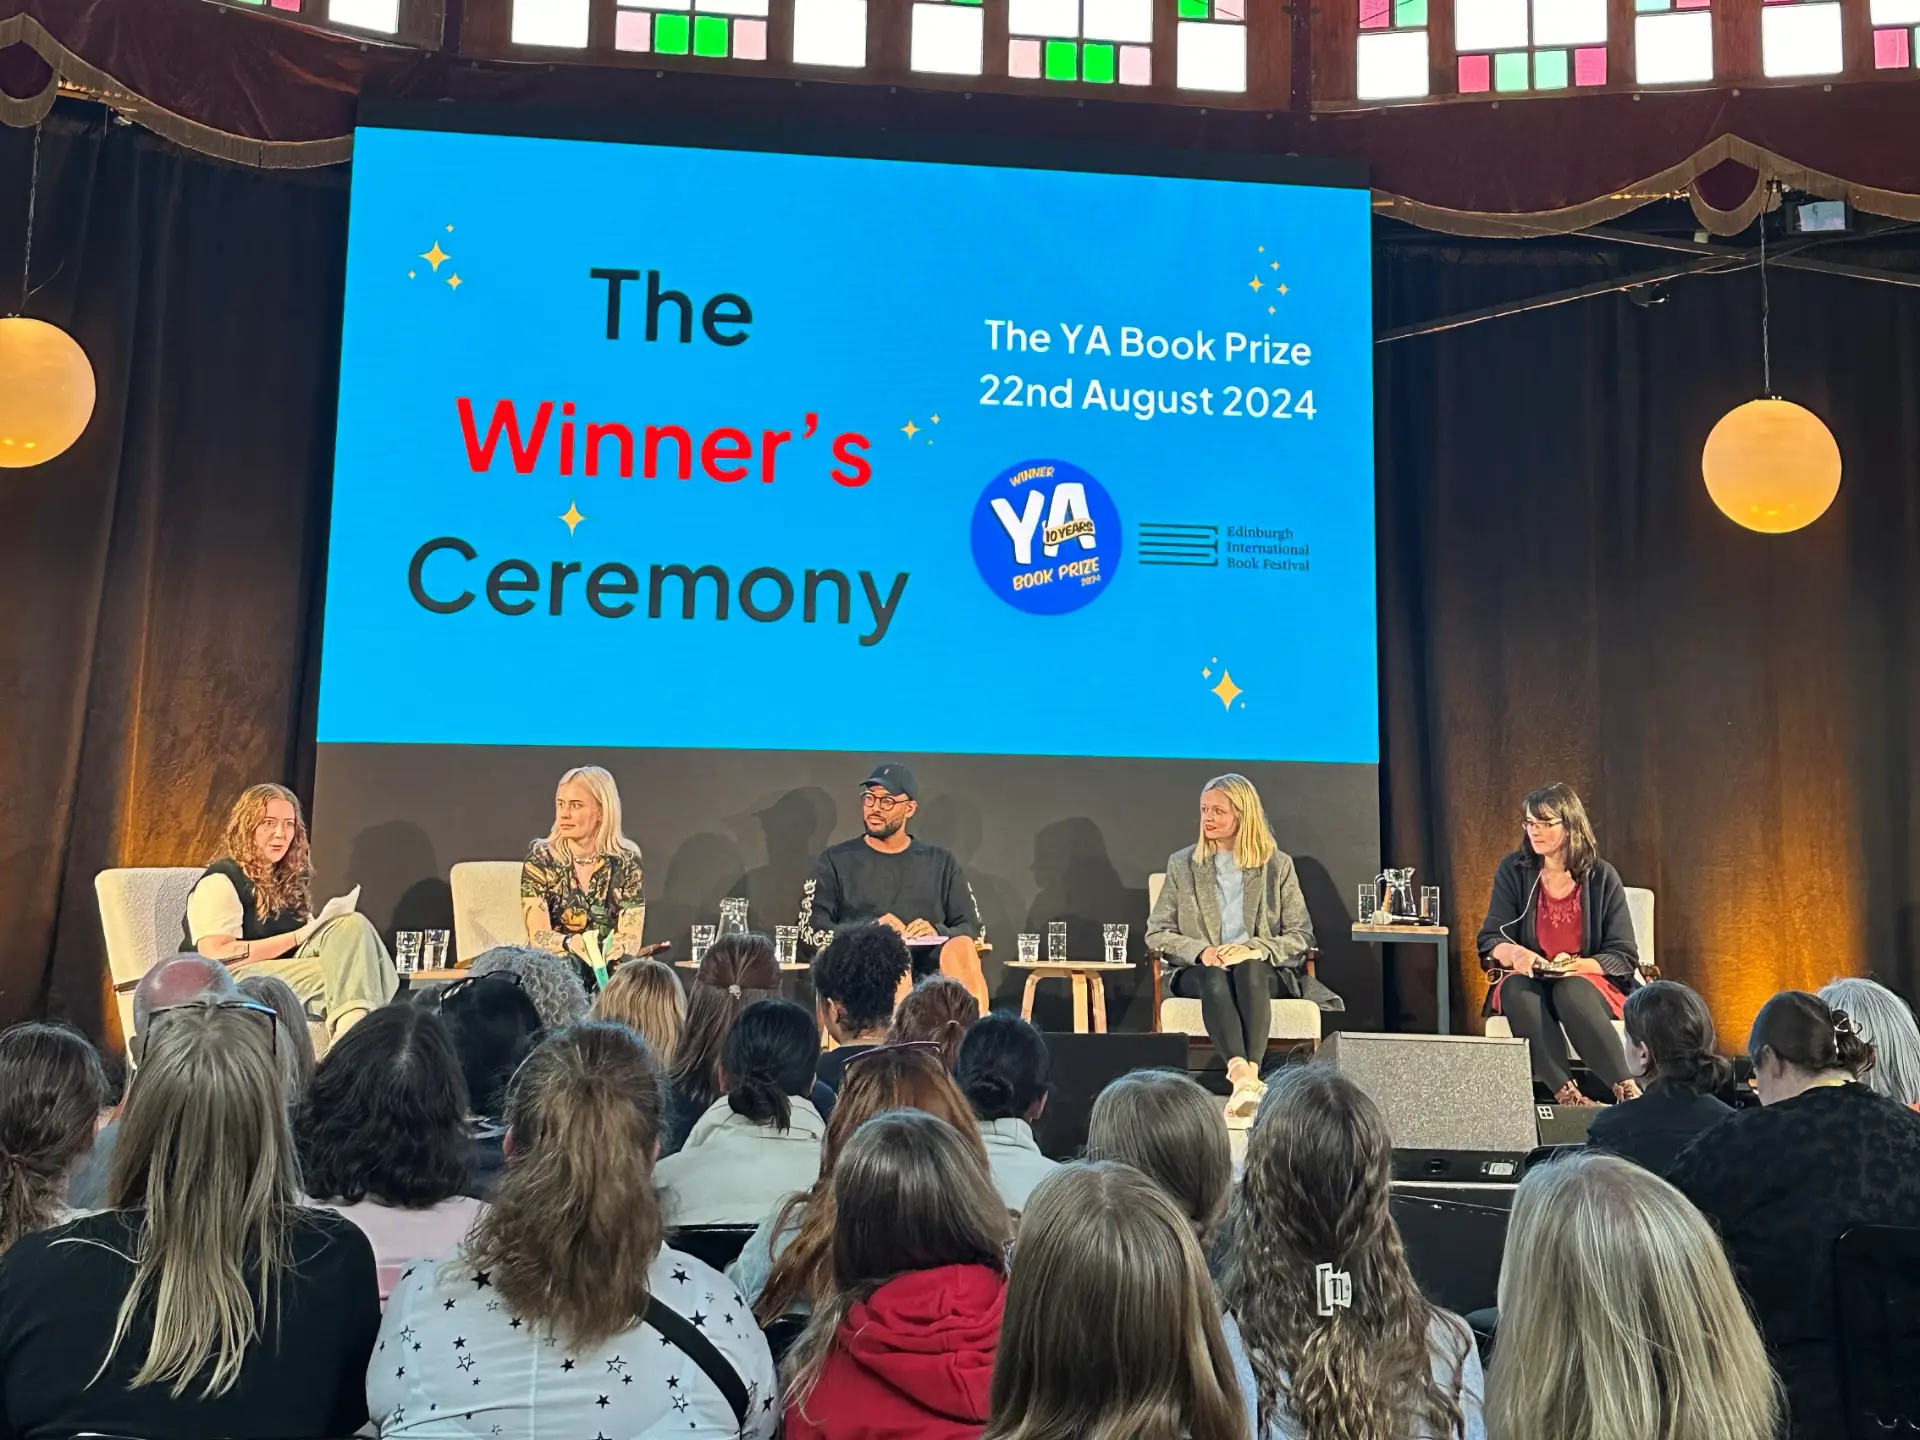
[[1006, 961, 1134, 1034]]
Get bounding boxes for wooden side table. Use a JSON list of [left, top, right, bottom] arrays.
[[1005, 960, 1134, 1034], [1352, 923, 1452, 1034], [407, 966, 471, 990]]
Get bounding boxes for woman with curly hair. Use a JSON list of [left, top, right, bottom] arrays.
[[295, 1004, 483, 1300], [1220, 1064, 1484, 1440], [183, 783, 397, 1038]]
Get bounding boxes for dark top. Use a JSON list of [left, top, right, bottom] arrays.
[[1667, 1083, 1920, 1440], [798, 837, 980, 950], [1583, 1081, 1733, 1176], [179, 857, 303, 950], [1474, 851, 1639, 1015], [0, 1207, 381, 1440], [815, 1043, 878, 1092]]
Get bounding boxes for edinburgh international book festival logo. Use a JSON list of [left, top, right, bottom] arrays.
[[969, 459, 1123, 616]]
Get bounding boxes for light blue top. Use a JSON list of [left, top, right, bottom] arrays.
[[1214, 849, 1249, 945], [1222, 1310, 1487, 1440]]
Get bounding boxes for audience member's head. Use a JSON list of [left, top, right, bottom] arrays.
[[591, 957, 686, 1058], [1817, 977, 1920, 1106], [106, 999, 301, 1396], [469, 944, 590, 1030], [956, 1014, 1051, 1125], [130, 954, 237, 1064], [671, 932, 781, 1113], [436, 971, 543, 1120], [1621, 980, 1731, 1096], [785, 1109, 1011, 1409], [756, 1044, 985, 1323], [983, 1162, 1246, 1440], [1747, 989, 1877, 1105], [1487, 1152, 1779, 1440], [811, 923, 911, 1044], [0, 1022, 107, 1256], [1086, 1069, 1230, 1243], [295, 1003, 470, 1207], [467, 1021, 666, 1350], [236, 972, 317, 1101], [1222, 1064, 1468, 1440], [886, 975, 980, 1070], [721, 997, 820, 1132]]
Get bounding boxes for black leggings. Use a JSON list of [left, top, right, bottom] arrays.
[[1499, 975, 1631, 1092], [1169, 962, 1271, 1064]]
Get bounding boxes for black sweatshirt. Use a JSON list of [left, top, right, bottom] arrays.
[[798, 836, 981, 950]]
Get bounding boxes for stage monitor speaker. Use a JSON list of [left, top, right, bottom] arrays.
[[1536, 1102, 1601, 1147], [1319, 1032, 1535, 1182], [1032, 1032, 1189, 1160]]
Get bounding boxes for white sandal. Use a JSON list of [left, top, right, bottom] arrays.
[[1225, 1075, 1266, 1121]]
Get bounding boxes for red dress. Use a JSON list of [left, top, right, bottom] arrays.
[[1489, 879, 1626, 1019]]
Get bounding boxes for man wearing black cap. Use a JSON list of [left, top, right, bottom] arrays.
[[797, 762, 989, 1010]]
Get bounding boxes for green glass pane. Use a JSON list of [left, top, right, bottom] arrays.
[[1044, 37, 1078, 79], [1083, 40, 1116, 80], [693, 13, 729, 53], [1533, 48, 1568, 87], [1394, 0, 1427, 25], [653, 12, 691, 51], [1493, 50, 1530, 89], [1177, 0, 1209, 17]]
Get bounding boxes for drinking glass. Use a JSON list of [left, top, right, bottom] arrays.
[[1017, 933, 1041, 963], [1047, 921, 1068, 962], [690, 924, 717, 965], [718, 897, 749, 935], [1421, 886, 1441, 925], [422, 929, 451, 970], [1357, 883, 1378, 926], [393, 931, 423, 976], [1102, 923, 1129, 965], [774, 925, 800, 966]]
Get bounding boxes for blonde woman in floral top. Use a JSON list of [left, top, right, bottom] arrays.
[[520, 766, 647, 969]]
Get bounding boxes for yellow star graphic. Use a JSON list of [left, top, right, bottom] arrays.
[[1257, 245, 1265, 253], [1211, 670, 1244, 711], [1249, 276, 1264, 292], [559, 501, 586, 535], [447, 273, 462, 291], [1278, 283, 1289, 296], [420, 242, 450, 272], [901, 419, 920, 439], [1267, 305, 1276, 315], [408, 270, 417, 279], [1270, 261, 1279, 271], [930, 414, 940, 425]]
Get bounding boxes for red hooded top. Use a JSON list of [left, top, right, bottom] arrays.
[[784, 1263, 1006, 1440]]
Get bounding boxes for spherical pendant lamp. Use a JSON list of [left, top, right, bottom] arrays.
[[1702, 397, 1841, 534], [0, 316, 96, 467]]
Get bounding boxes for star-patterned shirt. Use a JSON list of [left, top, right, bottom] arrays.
[[368, 1244, 778, 1440]]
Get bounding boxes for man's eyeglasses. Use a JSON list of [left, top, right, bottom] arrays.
[[842, 1039, 945, 1073], [861, 792, 911, 813], [146, 998, 281, 1057]]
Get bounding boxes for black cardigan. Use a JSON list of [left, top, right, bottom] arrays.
[[1474, 851, 1640, 1007]]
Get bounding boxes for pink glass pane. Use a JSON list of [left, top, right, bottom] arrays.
[[1359, 0, 1391, 27], [615, 10, 650, 48], [1009, 36, 1042, 75], [1674, 0, 1710, 9], [1215, 0, 1246, 18], [734, 16, 767, 55], [1119, 43, 1152, 81], [1574, 44, 1606, 82], [1874, 25, 1911, 64], [1458, 52, 1492, 89], [271, 0, 301, 9]]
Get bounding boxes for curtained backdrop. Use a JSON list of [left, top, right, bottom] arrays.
[[2, 107, 1915, 1044]]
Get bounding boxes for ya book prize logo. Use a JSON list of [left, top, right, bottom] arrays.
[[970, 459, 1122, 616]]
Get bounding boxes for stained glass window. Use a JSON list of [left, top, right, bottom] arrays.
[[512, 0, 591, 45], [1760, 0, 1842, 74], [792, 0, 868, 64], [1007, 0, 1153, 83], [1870, 0, 1920, 66], [1633, 0, 1712, 84], [1455, 0, 1605, 92], [1356, 0, 1430, 99], [1176, 0, 1246, 91], [328, 0, 400, 29], [910, 0, 986, 74], [615, 0, 768, 58]]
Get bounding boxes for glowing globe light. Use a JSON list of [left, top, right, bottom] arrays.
[[1701, 398, 1841, 534], [0, 317, 97, 468]]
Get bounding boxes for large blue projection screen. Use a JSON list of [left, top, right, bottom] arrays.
[[320, 127, 1377, 763]]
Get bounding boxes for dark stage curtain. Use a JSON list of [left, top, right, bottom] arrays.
[[2, 106, 1915, 1042], [0, 109, 346, 1037]]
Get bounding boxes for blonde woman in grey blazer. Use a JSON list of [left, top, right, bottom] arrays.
[[1146, 774, 1340, 1119]]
